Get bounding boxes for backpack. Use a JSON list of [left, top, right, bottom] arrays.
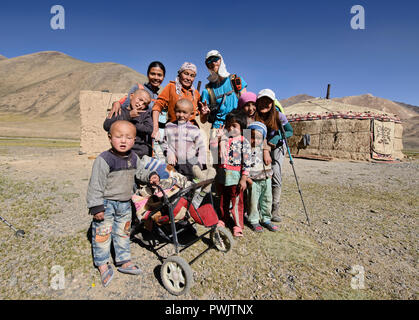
[[205, 74, 242, 123]]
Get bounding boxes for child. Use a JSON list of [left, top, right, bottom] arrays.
[[238, 91, 257, 125], [162, 98, 208, 181], [216, 109, 252, 237], [87, 120, 169, 287], [255, 89, 293, 222], [246, 122, 278, 232], [104, 88, 153, 157]]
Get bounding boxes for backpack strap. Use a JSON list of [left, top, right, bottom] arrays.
[[205, 83, 218, 109]]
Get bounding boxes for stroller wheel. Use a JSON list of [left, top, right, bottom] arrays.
[[210, 226, 234, 253], [161, 256, 193, 296]]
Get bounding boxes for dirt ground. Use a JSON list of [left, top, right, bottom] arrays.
[[0, 143, 417, 300]]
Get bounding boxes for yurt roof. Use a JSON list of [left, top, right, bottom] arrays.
[[284, 98, 401, 122]]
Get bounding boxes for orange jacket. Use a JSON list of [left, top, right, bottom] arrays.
[[152, 81, 200, 122]]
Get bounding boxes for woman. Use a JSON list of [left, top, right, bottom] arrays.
[[108, 61, 166, 117], [255, 89, 293, 223], [199, 50, 247, 129], [151, 62, 200, 141]]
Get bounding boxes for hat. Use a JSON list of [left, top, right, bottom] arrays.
[[205, 49, 230, 82], [238, 92, 257, 108], [257, 89, 276, 101], [178, 62, 197, 74], [247, 121, 267, 139]]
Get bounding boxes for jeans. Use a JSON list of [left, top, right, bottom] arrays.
[[92, 199, 132, 267]]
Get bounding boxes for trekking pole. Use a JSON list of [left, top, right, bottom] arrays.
[[278, 122, 311, 226], [0, 215, 25, 237]]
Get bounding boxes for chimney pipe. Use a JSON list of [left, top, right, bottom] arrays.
[[326, 84, 331, 99]]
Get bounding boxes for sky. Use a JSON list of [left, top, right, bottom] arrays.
[[1, 0, 418, 105]]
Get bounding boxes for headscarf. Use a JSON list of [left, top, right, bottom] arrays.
[[175, 62, 197, 98], [205, 50, 230, 83]]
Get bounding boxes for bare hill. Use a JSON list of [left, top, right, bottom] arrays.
[[0, 54, 6, 60], [332, 94, 416, 120], [0, 51, 147, 117], [280, 94, 314, 107], [0, 51, 148, 139]]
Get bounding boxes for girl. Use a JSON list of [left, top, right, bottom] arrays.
[[255, 89, 293, 222], [215, 109, 252, 237], [238, 91, 257, 125]]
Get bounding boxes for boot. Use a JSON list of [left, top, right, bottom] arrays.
[[271, 186, 282, 222]]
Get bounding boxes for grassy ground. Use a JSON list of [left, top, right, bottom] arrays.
[[179, 180, 417, 300], [0, 137, 80, 148], [0, 144, 417, 300], [0, 172, 91, 299]]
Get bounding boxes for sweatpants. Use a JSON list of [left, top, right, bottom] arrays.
[[247, 178, 273, 224], [219, 184, 244, 230]]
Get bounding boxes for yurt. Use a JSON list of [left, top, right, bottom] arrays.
[[284, 98, 404, 161]]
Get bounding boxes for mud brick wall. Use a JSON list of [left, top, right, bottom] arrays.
[[79, 90, 126, 155], [393, 123, 404, 159], [287, 119, 372, 161]]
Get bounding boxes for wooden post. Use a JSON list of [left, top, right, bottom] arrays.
[[326, 84, 331, 99]]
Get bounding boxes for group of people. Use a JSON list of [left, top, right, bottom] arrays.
[[86, 50, 293, 287]]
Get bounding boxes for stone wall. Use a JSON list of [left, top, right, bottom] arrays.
[[79, 90, 125, 155]]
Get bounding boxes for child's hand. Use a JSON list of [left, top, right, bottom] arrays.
[[263, 149, 272, 165], [93, 212, 105, 221], [246, 177, 253, 186], [216, 126, 225, 138], [151, 128, 161, 141], [199, 101, 210, 115], [239, 176, 247, 192], [167, 153, 177, 166], [107, 101, 122, 119], [129, 108, 143, 118]]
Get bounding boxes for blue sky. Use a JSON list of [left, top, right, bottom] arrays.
[[1, 0, 418, 105]]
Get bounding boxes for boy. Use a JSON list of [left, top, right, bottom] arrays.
[[87, 120, 169, 287], [246, 122, 278, 232], [162, 98, 207, 181], [104, 88, 153, 157]]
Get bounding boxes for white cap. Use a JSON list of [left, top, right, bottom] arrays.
[[257, 88, 276, 101]]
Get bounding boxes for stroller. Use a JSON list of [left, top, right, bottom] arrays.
[[131, 177, 234, 296]]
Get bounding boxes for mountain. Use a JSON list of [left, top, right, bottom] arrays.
[[0, 51, 147, 117], [332, 94, 416, 120], [0, 54, 7, 60], [279, 94, 314, 107]]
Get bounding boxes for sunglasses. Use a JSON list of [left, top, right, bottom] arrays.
[[205, 56, 220, 65]]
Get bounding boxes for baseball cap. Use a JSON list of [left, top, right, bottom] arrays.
[[257, 89, 276, 101]]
